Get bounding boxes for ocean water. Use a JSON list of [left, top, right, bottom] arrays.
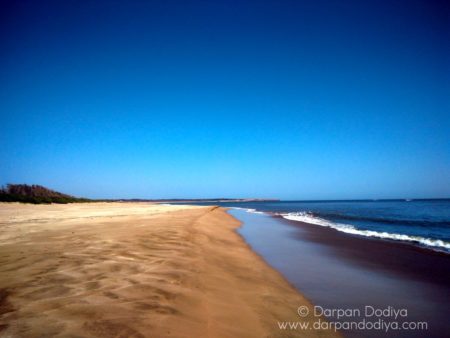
[[192, 199, 450, 253], [227, 209, 450, 338]]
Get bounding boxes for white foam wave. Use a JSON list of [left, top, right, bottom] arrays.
[[282, 212, 450, 251], [232, 207, 265, 214]]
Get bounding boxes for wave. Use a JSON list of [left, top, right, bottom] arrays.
[[309, 212, 450, 227], [232, 207, 265, 214], [281, 212, 450, 252]]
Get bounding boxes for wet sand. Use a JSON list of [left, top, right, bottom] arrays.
[[232, 209, 450, 338], [0, 202, 338, 338]]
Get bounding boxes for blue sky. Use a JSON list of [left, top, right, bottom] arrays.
[[1, 0, 449, 199]]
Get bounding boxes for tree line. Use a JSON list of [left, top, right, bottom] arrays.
[[0, 184, 91, 204]]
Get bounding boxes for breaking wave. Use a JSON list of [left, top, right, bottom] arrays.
[[281, 212, 450, 252]]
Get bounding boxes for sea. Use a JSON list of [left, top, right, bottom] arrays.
[[192, 199, 450, 253], [186, 199, 450, 337]]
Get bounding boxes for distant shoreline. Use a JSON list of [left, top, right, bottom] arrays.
[[119, 198, 280, 203]]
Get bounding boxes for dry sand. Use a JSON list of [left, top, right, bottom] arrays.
[[0, 202, 340, 338]]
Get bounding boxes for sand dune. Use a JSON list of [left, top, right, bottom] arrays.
[[0, 202, 339, 337]]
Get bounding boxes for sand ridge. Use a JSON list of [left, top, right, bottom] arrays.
[[0, 202, 339, 337]]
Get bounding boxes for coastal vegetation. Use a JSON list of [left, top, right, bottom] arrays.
[[0, 184, 91, 204]]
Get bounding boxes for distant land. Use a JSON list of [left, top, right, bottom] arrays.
[[0, 184, 278, 204], [111, 198, 279, 203]]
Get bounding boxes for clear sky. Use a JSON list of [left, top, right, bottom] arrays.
[[1, 0, 449, 199]]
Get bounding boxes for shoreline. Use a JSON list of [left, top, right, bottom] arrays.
[[188, 202, 450, 255], [231, 209, 450, 338], [275, 215, 450, 287], [241, 208, 450, 255], [0, 202, 339, 337]]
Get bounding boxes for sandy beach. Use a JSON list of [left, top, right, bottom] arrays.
[[0, 202, 339, 338]]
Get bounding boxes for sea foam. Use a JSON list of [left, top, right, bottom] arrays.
[[232, 207, 265, 214], [281, 212, 450, 251]]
